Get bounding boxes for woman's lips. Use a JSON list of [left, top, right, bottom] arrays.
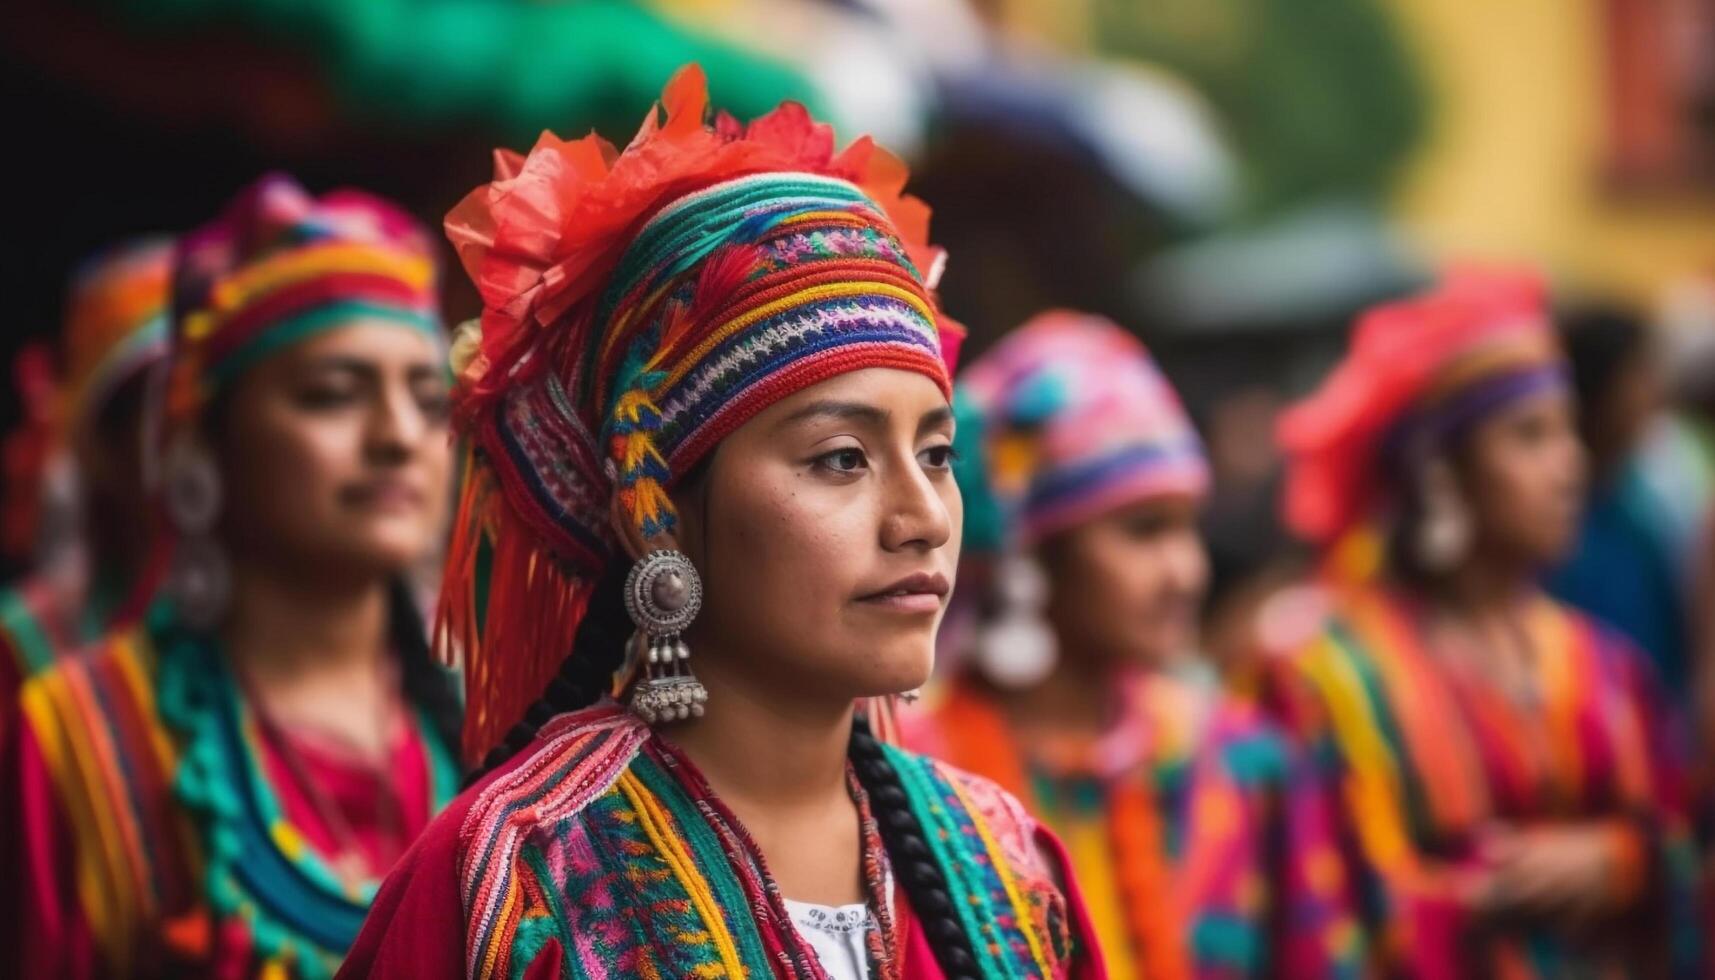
[[341, 478, 425, 512], [855, 571, 950, 614]]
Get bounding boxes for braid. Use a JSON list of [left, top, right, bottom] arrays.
[[848, 719, 982, 980], [388, 578, 465, 766], [465, 564, 631, 784]]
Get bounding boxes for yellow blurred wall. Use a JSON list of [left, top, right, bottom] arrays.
[[1383, 0, 1715, 303]]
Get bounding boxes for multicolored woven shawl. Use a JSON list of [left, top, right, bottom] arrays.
[[910, 674, 1363, 980], [17, 605, 459, 978], [456, 703, 1076, 980], [1273, 586, 1703, 977]]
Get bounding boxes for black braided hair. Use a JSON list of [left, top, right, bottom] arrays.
[[465, 563, 632, 784], [848, 718, 982, 980], [387, 578, 465, 767]]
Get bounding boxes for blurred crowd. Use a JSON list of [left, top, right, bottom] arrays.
[[1, 0, 1712, 977]]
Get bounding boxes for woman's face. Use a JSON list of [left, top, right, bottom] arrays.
[[215, 322, 453, 581], [1043, 493, 1208, 670], [1459, 387, 1586, 567], [675, 368, 961, 708]]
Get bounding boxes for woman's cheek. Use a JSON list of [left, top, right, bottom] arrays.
[[234, 411, 355, 544], [724, 473, 865, 652]]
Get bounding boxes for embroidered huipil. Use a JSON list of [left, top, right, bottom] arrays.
[[1, 606, 459, 978], [909, 669, 1362, 979], [339, 703, 1105, 980], [1267, 586, 1703, 977]]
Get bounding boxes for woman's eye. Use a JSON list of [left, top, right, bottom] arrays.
[[416, 390, 453, 423], [919, 445, 957, 470], [1124, 516, 1171, 539], [815, 448, 868, 474], [294, 384, 359, 410]]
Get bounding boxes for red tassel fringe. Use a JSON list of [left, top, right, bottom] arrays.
[[436, 450, 596, 764]]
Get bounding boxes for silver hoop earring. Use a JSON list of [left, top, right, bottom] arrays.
[[624, 549, 707, 724], [975, 553, 1058, 689], [163, 439, 230, 630], [1414, 457, 1472, 574]]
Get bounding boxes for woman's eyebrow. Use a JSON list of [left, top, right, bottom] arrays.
[[299, 357, 377, 379], [407, 362, 449, 383], [778, 400, 890, 428], [917, 405, 954, 436]]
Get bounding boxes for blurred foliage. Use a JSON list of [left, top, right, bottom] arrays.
[[1091, 0, 1426, 218], [98, 0, 822, 142]]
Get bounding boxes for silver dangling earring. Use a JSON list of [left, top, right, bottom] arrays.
[[624, 549, 707, 724], [162, 438, 231, 630], [1415, 457, 1472, 574], [976, 553, 1058, 689]]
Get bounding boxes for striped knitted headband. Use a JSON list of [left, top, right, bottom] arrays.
[[594, 172, 946, 539], [1279, 269, 1566, 545], [439, 64, 961, 760], [164, 173, 440, 430], [955, 311, 1207, 555], [1388, 324, 1566, 454]]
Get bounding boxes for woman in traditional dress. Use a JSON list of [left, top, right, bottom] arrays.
[[338, 65, 1104, 980], [905, 312, 1360, 979], [1270, 270, 1703, 977], [0, 239, 173, 701], [1, 175, 463, 978]]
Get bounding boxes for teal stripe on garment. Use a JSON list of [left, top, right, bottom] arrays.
[[1324, 620, 1435, 843], [914, 753, 1045, 976], [516, 845, 580, 980], [1191, 913, 1263, 972], [631, 753, 774, 970], [0, 587, 58, 676], [883, 745, 1024, 979], [417, 701, 462, 811]]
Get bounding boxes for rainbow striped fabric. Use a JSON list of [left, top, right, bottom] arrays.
[[953, 311, 1207, 553], [909, 673, 1363, 980], [454, 703, 1076, 980], [0, 576, 106, 704], [14, 605, 459, 978], [1271, 586, 1704, 976], [165, 173, 439, 426]]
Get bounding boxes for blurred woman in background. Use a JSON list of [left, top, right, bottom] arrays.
[[1547, 306, 1689, 699], [340, 67, 1104, 980], [0, 239, 173, 702], [1, 175, 462, 978], [1271, 270, 1702, 977], [907, 312, 1358, 979]]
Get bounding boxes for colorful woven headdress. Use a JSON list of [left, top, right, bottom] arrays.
[[163, 173, 441, 434], [0, 238, 173, 562], [954, 311, 1208, 555], [440, 64, 962, 760], [63, 238, 176, 438], [1278, 268, 1567, 546]]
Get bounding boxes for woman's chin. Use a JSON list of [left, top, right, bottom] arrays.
[[302, 536, 430, 582], [852, 651, 935, 699]]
